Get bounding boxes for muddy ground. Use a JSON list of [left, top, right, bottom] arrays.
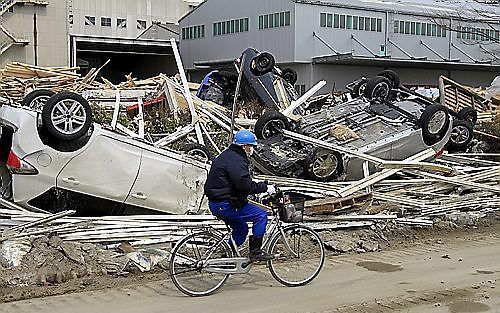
[[1, 212, 499, 304]]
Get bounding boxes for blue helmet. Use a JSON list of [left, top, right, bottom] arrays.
[[233, 129, 258, 146]]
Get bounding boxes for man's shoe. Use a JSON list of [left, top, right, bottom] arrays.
[[249, 236, 274, 261], [249, 249, 275, 261]]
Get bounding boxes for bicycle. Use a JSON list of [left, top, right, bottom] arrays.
[[169, 191, 325, 297]]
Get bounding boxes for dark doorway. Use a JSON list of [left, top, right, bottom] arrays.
[[75, 40, 177, 83]]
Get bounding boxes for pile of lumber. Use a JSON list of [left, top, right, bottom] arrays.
[[0, 62, 103, 102], [0, 207, 372, 248], [439, 75, 498, 115]]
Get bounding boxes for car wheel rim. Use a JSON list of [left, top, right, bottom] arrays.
[[51, 99, 87, 135], [372, 82, 390, 100], [29, 95, 51, 112], [262, 120, 285, 139], [428, 111, 447, 134], [187, 149, 209, 162], [451, 125, 470, 144], [312, 153, 338, 178]]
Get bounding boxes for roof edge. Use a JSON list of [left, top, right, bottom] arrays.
[[178, 0, 208, 23]]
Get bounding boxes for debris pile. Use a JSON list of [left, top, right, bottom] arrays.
[[0, 62, 103, 101], [0, 235, 112, 286], [1, 49, 500, 292]]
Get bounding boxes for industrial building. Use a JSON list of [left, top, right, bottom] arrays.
[[0, 0, 202, 81], [179, 0, 500, 93]]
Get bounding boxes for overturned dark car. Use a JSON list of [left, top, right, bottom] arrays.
[[196, 47, 302, 115]]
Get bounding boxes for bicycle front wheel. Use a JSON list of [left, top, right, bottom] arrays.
[[268, 225, 325, 287], [169, 231, 233, 296]]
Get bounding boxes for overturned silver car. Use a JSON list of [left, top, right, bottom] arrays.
[[0, 93, 208, 215], [250, 71, 455, 181]]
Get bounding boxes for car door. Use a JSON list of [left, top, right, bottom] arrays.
[[125, 146, 208, 214], [56, 134, 141, 205]]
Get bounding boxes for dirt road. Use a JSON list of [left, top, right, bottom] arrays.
[[1, 232, 499, 313]]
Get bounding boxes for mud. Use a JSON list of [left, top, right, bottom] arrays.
[[447, 301, 490, 313], [356, 261, 402, 273], [0, 212, 499, 303]]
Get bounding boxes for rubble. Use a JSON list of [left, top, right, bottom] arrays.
[[0, 47, 499, 298]]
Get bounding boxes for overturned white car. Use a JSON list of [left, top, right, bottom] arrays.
[[0, 92, 208, 215]]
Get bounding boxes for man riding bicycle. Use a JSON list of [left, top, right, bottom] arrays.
[[204, 129, 276, 261]]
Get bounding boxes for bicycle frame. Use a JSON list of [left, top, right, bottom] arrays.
[[187, 205, 299, 275]]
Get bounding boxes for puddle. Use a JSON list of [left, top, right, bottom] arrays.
[[448, 301, 490, 313], [356, 261, 403, 273], [476, 269, 495, 274]]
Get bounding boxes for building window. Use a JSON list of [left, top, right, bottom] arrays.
[[101, 17, 111, 27], [359, 17, 365, 30], [431, 24, 437, 36], [280, 12, 285, 26], [364, 17, 370, 31], [259, 11, 290, 30], [320, 13, 326, 27], [320, 13, 382, 33], [327, 13, 333, 27], [370, 18, 376, 31], [410, 21, 416, 34], [69, 14, 74, 26], [394, 20, 399, 33], [117, 18, 127, 29], [214, 17, 248, 36], [422, 23, 428, 35], [285, 11, 290, 25], [183, 25, 206, 40], [243, 18, 249, 31], [274, 13, 280, 27], [415, 22, 421, 35], [137, 19, 146, 30], [346, 15, 352, 29], [84, 15, 96, 26]]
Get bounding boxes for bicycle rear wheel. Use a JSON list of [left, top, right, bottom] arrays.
[[268, 225, 325, 287], [169, 231, 233, 296]]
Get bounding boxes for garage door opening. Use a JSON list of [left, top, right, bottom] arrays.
[[75, 40, 178, 83]]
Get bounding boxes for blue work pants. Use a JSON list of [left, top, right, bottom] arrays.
[[208, 200, 268, 247]]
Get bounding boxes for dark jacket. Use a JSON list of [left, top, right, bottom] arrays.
[[204, 144, 267, 206]]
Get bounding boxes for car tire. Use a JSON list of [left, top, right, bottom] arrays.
[[446, 119, 474, 152], [457, 107, 477, 126], [182, 143, 212, 162], [351, 78, 369, 98], [42, 91, 93, 141], [281, 68, 298, 85], [377, 70, 400, 88], [23, 89, 55, 112], [419, 104, 450, 145], [250, 52, 275, 76], [254, 111, 290, 139], [363, 76, 392, 102], [306, 148, 344, 182]]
